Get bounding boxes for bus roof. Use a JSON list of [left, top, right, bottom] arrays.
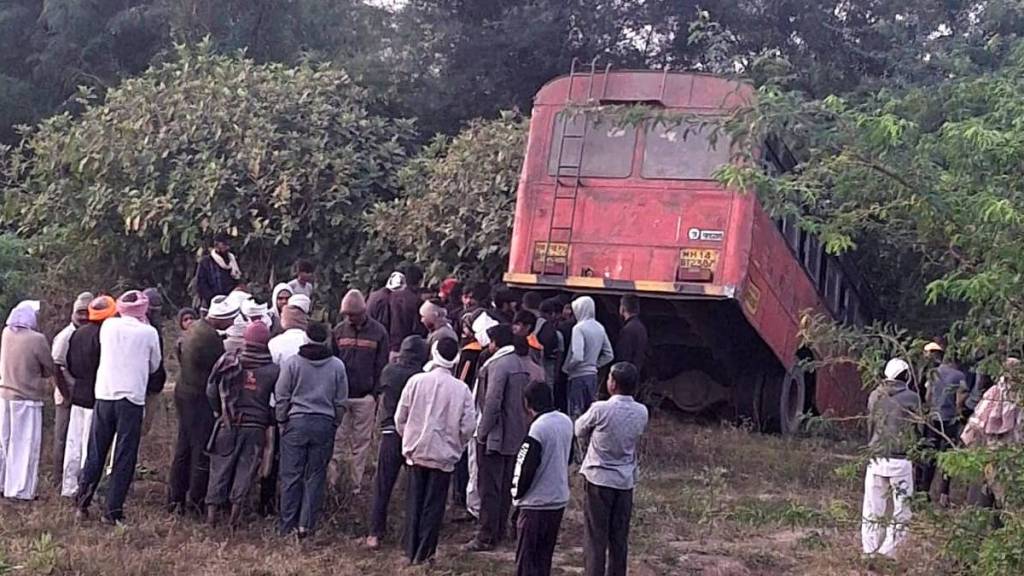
[[534, 70, 755, 110]]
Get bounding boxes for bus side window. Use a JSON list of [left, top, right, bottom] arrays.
[[817, 247, 829, 292], [837, 282, 849, 325]]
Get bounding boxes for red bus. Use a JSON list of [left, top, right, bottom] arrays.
[[504, 64, 871, 432]]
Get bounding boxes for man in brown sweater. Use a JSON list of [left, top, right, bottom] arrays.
[[0, 301, 55, 500]]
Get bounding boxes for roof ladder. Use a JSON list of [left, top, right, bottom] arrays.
[[540, 57, 602, 276]]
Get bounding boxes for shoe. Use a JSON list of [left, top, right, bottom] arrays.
[[365, 536, 380, 550], [297, 528, 310, 541], [463, 539, 494, 552], [101, 515, 126, 528]]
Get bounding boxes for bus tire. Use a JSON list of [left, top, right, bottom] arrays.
[[777, 368, 806, 435]]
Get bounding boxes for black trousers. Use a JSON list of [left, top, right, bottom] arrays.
[[370, 432, 404, 538], [76, 399, 144, 521], [584, 481, 633, 576], [919, 419, 960, 498], [452, 449, 469, 506], [476, 448, 515, 546], [206, 425, 265, 506], [258, 425, 280, 516], [168, 394, 215, 510], [405, 465, 451, 564], [516, 508, 565, 576]]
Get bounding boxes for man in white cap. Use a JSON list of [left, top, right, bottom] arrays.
[[862, 358, 922, 558], [168, 294, 238, 515]]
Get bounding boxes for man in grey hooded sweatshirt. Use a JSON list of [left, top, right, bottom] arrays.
[[861, 358, 922, 558], [562, 296, 614, 447]]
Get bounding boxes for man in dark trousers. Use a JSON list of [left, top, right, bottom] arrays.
[[195, 233, 242, 310], [576, 362, 649, 576], [513, 381, 573, 576], [366, 335, 428, 550], [168, 295, 238, 515], [466, 324, 532, 552], [396, 338, 476, 564], [205, 322, 280, 527]]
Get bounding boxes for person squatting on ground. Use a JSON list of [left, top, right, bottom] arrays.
[[562, 296, 614, 460], [205, 321, 280, 527], [169, 295, 238, 515], [576, 361, 649, 576], [366, 335, 428, 550], [395, 338, 476, 565], [513, 381, 573, 576], [76, 291, 162, 523], [861, 358, 922, 558], [276, 322, 349, 538], [0, 301, 54, 501], [51, 292, 93, 489], [331, 289, 389, 494], [62, 296, 115, 498], [467, 324, 532, 552]]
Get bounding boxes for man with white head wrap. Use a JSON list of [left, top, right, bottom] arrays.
[[861, 357, 922, 558], [367, 268, 427, 362], [396, 338, 477, 564], [167, 294, 238, 515], [0, 300, 54, 500]]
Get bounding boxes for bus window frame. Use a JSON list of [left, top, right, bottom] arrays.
[[547, 112, 638, 179]]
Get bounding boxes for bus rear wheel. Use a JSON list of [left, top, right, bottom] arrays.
[[762, 368, 806, 435]]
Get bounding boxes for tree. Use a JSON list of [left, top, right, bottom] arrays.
[[1, 42, 414, 304], [709, 31, 1024, 575], [366, 112, 527, 284]]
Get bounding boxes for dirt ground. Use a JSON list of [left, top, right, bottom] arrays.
[[0, 397, 945, 576]]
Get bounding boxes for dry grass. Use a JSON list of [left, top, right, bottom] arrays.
[[0, 401, 951, 575]]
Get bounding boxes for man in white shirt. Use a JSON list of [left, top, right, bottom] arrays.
[[269, 303, 310, 364], [75, 290, 161, 524], [51, 291, 92, 486], [287, 259, 316, 300]]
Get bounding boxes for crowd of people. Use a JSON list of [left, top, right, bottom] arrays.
[[861, 343, 1023, 559], [0, 234, 652, 576]]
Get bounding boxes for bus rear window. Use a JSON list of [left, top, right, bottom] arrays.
[[641, 123, 731, 180], [547, 114, 636, 178]]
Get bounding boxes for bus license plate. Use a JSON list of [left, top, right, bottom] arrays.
[[680, 248, 719, 270], [534, 242, 569, 261]]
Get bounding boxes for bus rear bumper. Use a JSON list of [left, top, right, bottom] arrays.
[[503, 272, 736, 299]]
